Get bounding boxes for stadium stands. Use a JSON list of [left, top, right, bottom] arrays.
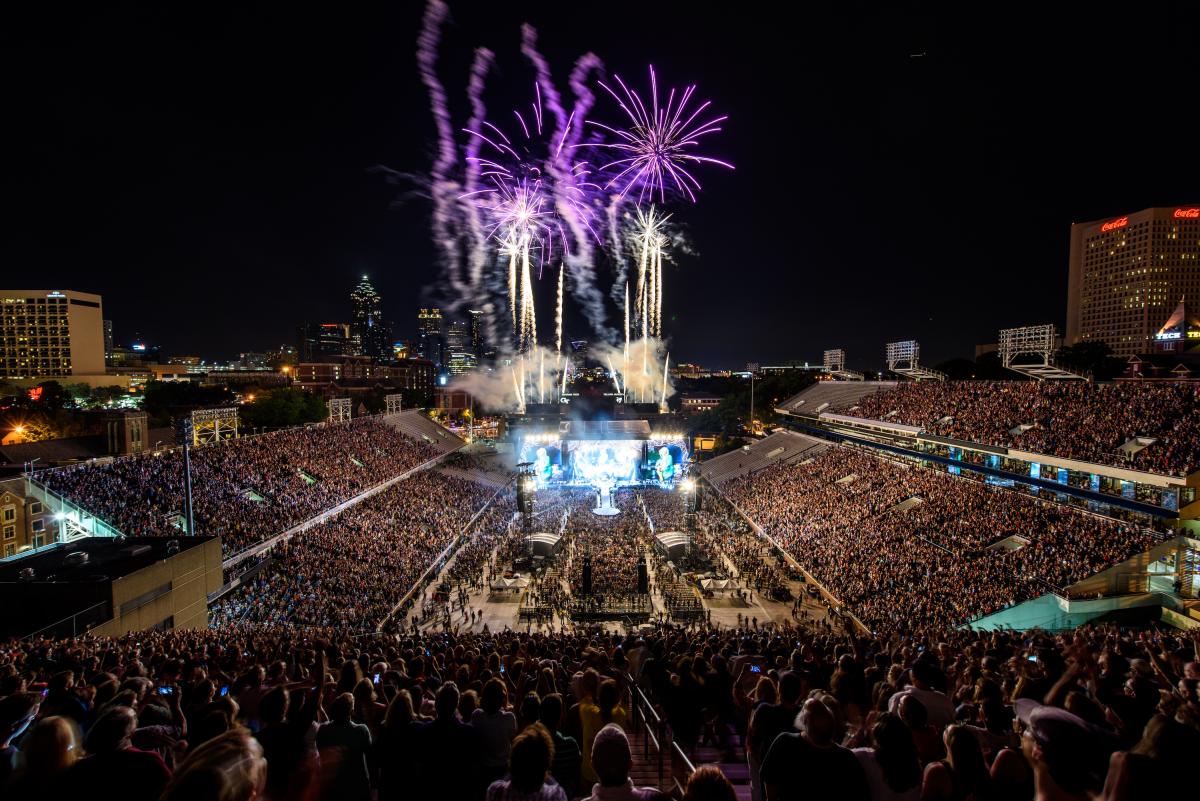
[[701, 429, 829, 485], [818, 380, 1200, 477], [775, 380, 897, 416], [722, 445, 1163, 632], [39, 415, 454, 558], [383, 408, 464, 453]]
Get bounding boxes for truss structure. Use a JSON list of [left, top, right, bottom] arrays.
[[823, 348, 863, 380], [190, 407, 238, 445], [998, 324, 1085, 380], [384, 394, 404, 415], [327, 397, 352, 422], [885, 340, 945, 381]]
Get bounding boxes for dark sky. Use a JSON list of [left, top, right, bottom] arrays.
[[5, 3, 1199, 369]]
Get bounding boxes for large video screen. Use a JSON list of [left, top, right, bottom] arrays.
[[517, 436, 689, 486]]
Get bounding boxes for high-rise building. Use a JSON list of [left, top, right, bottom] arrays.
[[417, 308, 444, 368], [445, 319, 477, 374], [1067, 205, 1200, 357], [349, 275, 392, 360], [103, 319, 113, 366], [468, 309, 486, 360], [0, 289, 106, 380], [297, 323, 350, 362]]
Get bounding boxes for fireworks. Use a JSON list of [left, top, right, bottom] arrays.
[[413, 2, 731, 366], [586, 66, 734, 204]]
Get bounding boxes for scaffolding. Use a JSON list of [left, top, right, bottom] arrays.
[[998, 324, 1085, 380], [190, 407, 239, 445], [885, 340, 945, 381], [384, 394, 404, 415], [327, 397, 352, 422], [823, 349, 863, 381]]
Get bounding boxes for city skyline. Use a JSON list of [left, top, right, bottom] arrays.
[[4, 4, 1199, 369]]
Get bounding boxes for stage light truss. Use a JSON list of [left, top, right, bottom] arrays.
[[885, 340, 945, 381], [998, 324, 1085, 380], [823, 348, 863, 381], [327, 397, 352, 422], [190, 407, 239, 445], [384, 394, 404, 415]]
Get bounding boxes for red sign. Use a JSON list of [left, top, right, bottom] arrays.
[[1100, 216, 1128, 232], [1175, 207, 1200, 219]]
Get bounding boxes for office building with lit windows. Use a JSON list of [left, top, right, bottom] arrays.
[[1066, 205, 1200, 357], [0, 289, 106, 381], [417, 308, 444, 367]]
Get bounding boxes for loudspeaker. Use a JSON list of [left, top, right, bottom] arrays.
[[582, 556, 592, 596], [636, 557, 648, 594]]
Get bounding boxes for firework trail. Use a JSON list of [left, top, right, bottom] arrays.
[[413, 2, 729, 354], [586, 65, 734, 204], [555, 263, 564, 354]]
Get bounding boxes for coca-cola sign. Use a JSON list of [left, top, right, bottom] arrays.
[[1100, 216, 1128, 232], [1174, 207, 1199, 219]]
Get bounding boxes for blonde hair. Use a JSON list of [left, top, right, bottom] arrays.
[[19, 716, 79, 776], [159, 728, 267, 801]]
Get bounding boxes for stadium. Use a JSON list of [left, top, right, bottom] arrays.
[[3, 338, 1199, 799], [3, 5, 1200, 801]]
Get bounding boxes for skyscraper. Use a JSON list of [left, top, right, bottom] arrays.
[[0, 289, 106, 380], [297, 323, 349, 361], [1067, 205, 1200, 357], [350, 275, 392, 359], [103, 319, 113, 366], [445, 319, 477, 374], [417, 308, 444, 368], [468, 309, 486, 360]]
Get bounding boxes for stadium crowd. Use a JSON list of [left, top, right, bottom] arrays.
[[209, 471, 497, 630], [725, 447, 1160, 631], [41, 419, 442, 557], [2, 618, 1197, 801], [832, 380, 1200, 476]]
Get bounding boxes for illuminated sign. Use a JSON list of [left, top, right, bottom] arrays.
[[1190, 331, 1200, 339], [1100, 216, 1128, 232], [1156, 332, 1182, 340], [132, 343, 146, 351], [1174, 207, 1200, 219]]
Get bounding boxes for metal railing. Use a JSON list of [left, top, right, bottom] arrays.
[[22, 601, 111, 641], [623, 669, 698, 796]]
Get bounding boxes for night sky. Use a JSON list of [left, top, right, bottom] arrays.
[[5, 3, 1199, 369]]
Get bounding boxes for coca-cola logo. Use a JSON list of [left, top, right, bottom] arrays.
[[1100, 216, 1128, 232], [1175, 208, 1200, 219]]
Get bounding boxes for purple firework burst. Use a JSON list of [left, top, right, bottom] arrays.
[[459, 84, 604, 274], [586, 66, 733, 203]]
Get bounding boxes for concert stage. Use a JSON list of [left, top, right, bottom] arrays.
[[508, 398, 689, 493]]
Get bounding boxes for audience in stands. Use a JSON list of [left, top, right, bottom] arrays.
[[725, 447, 1158, 630], [209, 471, 494, 629], [831, 380, 1200, 477], [1, 618, 1198, 800], [43, 417, 444, 556]]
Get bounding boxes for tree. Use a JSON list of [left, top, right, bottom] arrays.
[[142, 381, 235, 425], [240, 388, 328, 429], [26, 380, 68, 411], [2, 413, 59, 443], [1055, 341, 1125, 380]]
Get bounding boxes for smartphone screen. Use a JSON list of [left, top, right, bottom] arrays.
[[750, 665, 761, 674], [219, 686, 229, 697], [157, 686, 174, 696]]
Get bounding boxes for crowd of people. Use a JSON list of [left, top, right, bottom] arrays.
[[208, 471, 498, 630], [832, 380, 1200, 476], [42, 418, 442, 557], [3, 617, 1197, 801], [725, 447, 1160, 632]]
